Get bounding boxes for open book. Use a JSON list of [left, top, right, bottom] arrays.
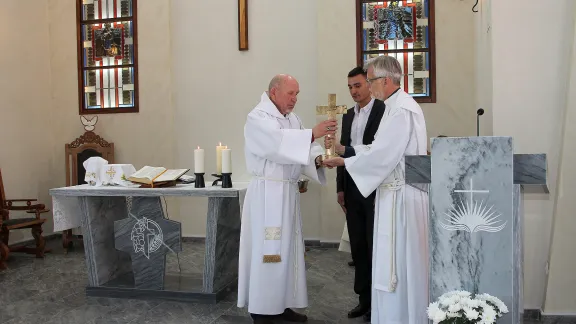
[[127, 166, 189, 185]]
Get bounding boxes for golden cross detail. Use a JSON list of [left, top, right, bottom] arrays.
[[106, 166, 116, 178], [316, 94, 348, 119], [316, 94, 347, 160]]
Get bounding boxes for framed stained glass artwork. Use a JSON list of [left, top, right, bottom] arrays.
[[76, 0, 139, 114], [357, 0, 436, 103]]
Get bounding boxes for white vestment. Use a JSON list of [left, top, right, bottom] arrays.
[[344, 89, 429, 324], [237, 92, 326, 315]]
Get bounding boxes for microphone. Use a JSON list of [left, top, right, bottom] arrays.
[[476, 108, 484, 136]]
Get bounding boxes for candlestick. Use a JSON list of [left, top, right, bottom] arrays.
[[194, 173, 205, 188], [221, 173, 233, 188], [194, 146, 205, 174], [216, 142, 226, 175], [222, 148, 232, 173]]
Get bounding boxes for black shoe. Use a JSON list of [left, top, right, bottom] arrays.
[[253, 318, 275, 324], [363, 311, 371, 322], [348, 261, 355, 267], [250, 314, 276, 324], [347, 304, 370, 318], [277, 308, 308, 322]]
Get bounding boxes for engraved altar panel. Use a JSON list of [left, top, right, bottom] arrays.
[[430, 136, 515, 323]]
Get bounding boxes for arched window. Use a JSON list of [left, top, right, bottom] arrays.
[[356, 0, 436, 103], [76, 0, 139, 114]]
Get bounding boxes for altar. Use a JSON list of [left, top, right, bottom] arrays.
[[49, 183, 247, 303]]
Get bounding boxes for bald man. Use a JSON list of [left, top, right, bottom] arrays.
[[237, 74, 337, 324]]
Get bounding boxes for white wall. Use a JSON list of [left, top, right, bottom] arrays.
[[544, 9, 576, 315], [0, 0, 478, 244], [491, 0, 576, 311], [170, 0, 321, 238], [0, 0, 54, 241]]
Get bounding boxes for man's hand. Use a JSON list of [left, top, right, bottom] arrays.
[[322, 157, 345, 168], [337, 191, 346, 213], [324, 137, 344, 155], [313, 120, 338, 139]]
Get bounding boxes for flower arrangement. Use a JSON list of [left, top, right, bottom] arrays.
[[427, 290, 509, 324]]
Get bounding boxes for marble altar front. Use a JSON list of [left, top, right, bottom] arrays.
[[49, 184, 247, 303], [405, 136, 548, 324]]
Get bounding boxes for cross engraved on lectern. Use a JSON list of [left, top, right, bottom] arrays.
[[441, 178, 507, 233], [316, 94, 347, 160]]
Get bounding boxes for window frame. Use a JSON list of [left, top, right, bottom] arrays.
[[356, 0, 436, 103], [76, 0, 139, 115]]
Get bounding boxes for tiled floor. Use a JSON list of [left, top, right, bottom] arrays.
[[0, 239, 573, 323]]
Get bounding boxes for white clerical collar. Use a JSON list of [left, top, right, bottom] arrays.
[[354, 97, 375, 115], [259, 91, 285, 119], [384, 88, 402, 106]]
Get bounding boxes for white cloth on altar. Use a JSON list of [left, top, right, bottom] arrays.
[[83, 157, 108, 186], [237, 91, 326, 315], [344, 89, 429, 324], [83, 157, 136, 187], [338, 221, 351, 253], [98, 164, 136, 186]]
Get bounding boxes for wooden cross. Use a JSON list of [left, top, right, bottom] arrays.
[[316, 94, 347, 159], [238, 0, 248, 51]]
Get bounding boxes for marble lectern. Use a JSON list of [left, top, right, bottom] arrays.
[[405, 137, 548, 324], [49, 184, 245, 303]]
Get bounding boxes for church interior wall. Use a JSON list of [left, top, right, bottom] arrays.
[[4, 0, 575, 314], [543, 2, 576, 314], [491, 0, 576, 313]]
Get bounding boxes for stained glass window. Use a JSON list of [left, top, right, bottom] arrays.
[[76, 0, 138, 114], [357, 0, 436, 103]]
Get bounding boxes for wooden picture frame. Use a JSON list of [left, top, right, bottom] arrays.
[[238, 0, 249, 51]]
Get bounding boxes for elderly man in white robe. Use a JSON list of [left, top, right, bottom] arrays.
[[238, 74, 337, 324], [323, 56, 429, 324]]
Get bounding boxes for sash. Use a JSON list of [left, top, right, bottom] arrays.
[[375, 173, 405, 293], [256, 176, 298, 263]]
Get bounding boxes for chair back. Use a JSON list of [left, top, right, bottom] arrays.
[[65, 131, 114, 186], [0, 170, 5, 208]]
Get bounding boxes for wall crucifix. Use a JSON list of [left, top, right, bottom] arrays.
[[238, 0, 248, 50]]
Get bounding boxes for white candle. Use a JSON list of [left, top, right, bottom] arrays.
[[194, 146, 204, 173], [222, 147, 232, 173], [216, 142, 226, 174]]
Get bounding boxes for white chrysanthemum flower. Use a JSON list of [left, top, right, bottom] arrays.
[[427, 301, 441, 319], [456, 290, 472, 297], [432, 310, 447, 324], [476, 293, 509, 315], [448, 302, 462, 313], [480, 303, 497, 324], [468, 298, 481, 308], [464, 307, 480, 321]]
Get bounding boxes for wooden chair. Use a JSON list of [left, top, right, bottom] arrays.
[[0, 209, 9, 270], [0, 169, 50, 267], [63, 129, 114, 250]]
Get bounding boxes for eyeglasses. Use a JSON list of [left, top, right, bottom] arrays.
[[366, 77, 384, 84]]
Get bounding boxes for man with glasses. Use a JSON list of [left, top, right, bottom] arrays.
[[323, 56, 429, 324], [334, 66, 385, 321]]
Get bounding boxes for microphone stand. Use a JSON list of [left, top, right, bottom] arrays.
[[476, 108, 484, 136]]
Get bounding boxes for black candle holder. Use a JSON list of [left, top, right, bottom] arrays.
[[221, 173, 232, 188], [211, 173, 222, 186], [194, 173, 205, 188]]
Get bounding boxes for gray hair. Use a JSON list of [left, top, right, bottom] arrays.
[[364, 56, 403, 85]]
